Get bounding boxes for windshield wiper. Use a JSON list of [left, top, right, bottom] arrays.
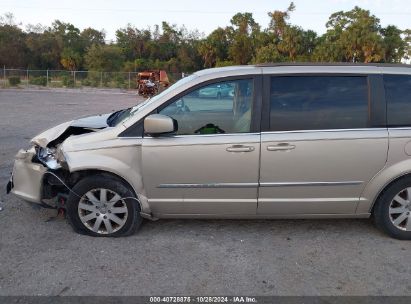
[[107, 109, 128, 127], [107, 100, 150, 127]]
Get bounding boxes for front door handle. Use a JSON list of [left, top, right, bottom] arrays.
[[267, 143, 296, 151], [226, 145, 255, 152]]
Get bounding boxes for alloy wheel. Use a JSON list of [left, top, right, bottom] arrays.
[[78, 188, 128, 235], [389, 187, 411, 231]]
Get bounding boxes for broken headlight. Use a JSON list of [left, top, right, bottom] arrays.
[[36, 146, 65, 170]]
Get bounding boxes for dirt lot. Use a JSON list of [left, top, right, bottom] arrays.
[[0, 88, 410, 296]]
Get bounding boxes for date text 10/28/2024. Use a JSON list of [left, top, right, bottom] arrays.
[[149, 297, 257, 303]]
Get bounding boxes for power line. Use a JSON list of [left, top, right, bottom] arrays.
[[1, 5, 411, 16]]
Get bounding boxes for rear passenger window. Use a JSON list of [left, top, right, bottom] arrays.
[[385, 75, 411, 127], [269, 76, 369, 131]]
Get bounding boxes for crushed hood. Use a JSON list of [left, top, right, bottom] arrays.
[[31, 113, 110, 148]]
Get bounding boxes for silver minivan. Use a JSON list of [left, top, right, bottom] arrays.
[[7, 64, 411, 239]]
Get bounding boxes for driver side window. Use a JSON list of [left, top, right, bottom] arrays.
[[159, 79, 254, 135]]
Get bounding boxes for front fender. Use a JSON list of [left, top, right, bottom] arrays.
[[64, 146, 151, 216]]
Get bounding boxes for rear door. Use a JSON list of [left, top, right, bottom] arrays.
[[258, 73, 388, 215]]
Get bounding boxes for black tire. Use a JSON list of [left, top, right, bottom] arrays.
[[373, 176, 411, 240], [66, 175, 142, 237]]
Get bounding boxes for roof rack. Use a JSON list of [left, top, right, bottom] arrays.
[[254, 62, 411, 68]]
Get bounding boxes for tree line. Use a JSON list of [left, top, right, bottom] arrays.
[[1, 3, 410, 74]]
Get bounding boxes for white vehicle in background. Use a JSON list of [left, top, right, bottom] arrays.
[[198, 83, 234, 99]]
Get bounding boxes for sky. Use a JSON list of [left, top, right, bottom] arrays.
[[1, 0, 410, 41]]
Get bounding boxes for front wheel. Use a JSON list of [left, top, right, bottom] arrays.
[[66, 175, 142, 237], [373, 177, 411, 240]]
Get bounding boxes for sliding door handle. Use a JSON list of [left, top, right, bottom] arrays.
[[226, 145, 255, 152], [267, 144, 296, 151]]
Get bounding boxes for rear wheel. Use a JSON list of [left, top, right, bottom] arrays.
[[66, 175, 142, 237], [373, 177, 411, 240]]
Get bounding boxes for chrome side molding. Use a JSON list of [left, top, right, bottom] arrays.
[[260, 181, 363, 187], [158, 183, 259, 189], [158, 181, 363, 188]]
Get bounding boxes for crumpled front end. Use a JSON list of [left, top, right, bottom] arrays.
[[7, 113, 109, 205], [8, 147, 47, 203]]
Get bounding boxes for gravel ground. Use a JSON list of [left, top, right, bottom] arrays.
[[0, 88, 410, 296]]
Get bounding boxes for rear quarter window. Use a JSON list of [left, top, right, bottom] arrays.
[[384, 74, 411, 127]]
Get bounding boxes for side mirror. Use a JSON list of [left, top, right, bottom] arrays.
[[144, 114, 177, 136]]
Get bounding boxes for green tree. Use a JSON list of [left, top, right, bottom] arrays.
[[25, 30, 61, 69], [255, 2, 317, 63], [0, 13, 27, 68], [60, 47, 82, 70], [381, 25, 407, 62], [268, 2, 295, 37], [405, 29, 411, 60], [116, 25, 151, 61], [84, 44, 124, 71], [198, 27, 229, 68], [227, 13, 260, 64], [277, 25, 304, 61], [154, 22, 181, 60], [313, 7, 384, 62], [0, 7, 410, 74], [81, 28, 106, 47], [0, 24, 27, 68], [253, 44, 283, 63], [49, 20, 88, 69]]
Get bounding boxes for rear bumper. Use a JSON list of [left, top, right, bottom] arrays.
[[9, 148, 47, 204]]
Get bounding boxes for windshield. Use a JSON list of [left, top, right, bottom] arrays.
[[110, 74, 197, 126]]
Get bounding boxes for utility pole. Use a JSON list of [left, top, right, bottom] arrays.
[[3, 65, 5, 88], [46, 69, 49, 87]]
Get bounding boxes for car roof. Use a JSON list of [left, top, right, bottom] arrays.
[[254, 62, 411, 68], [193, 63, 411, 78]]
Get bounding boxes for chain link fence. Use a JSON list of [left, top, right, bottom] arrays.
[[0, 68, 184, 89]]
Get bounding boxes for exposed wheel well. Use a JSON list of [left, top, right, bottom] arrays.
[[41, 168, 140, 214], [68, 169, 138, 198], [370, 173, 411, 214]]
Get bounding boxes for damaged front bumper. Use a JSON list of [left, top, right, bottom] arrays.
[[7, 147, 47, 204]]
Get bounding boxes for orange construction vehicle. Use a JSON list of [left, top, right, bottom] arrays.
[[137, 70, 170, 97]]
